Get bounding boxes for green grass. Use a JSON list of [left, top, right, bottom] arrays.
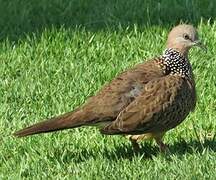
[[0, 0, 216, 179]]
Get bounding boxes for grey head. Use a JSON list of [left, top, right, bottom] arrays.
[[166, 24, 206, 57]]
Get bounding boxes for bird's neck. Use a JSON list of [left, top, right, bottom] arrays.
[[160, 48, 193, 79]]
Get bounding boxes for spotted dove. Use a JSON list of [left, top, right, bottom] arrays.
[[14, 24, 206, 151]]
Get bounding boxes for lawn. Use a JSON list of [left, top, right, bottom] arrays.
[[0, 0, 216, 179]]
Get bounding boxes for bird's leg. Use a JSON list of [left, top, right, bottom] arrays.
[[130, 139, 141, 152], [126, 135, 141, 152], [155, 137, 168, 152]]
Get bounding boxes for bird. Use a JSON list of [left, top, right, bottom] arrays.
[[14, 24, 206, 152]]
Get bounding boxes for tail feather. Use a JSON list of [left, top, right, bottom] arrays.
[[14, 110, 88, 137]]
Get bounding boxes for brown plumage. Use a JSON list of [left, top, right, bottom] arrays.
[[14, 24, 206, 151]]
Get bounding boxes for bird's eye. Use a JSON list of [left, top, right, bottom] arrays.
[[183, 34, 190, 40]]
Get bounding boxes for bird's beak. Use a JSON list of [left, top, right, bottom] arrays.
[[193, 40, 207, 52]]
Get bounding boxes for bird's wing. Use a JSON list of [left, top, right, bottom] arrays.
[[14, 58, 165, 137], [101, 75, 195, 135], [82, 59, 165, 124]]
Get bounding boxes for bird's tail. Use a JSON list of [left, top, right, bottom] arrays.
[[13, 109, 90, 137]]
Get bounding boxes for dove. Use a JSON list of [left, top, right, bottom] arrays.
[[14, 24, 206, 151]]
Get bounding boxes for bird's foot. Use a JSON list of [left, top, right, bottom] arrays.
[[130, 139, 141, 152], [155, 139, 169, 153], [159, 142, 169, 152]]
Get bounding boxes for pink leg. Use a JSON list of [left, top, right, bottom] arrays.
[[155, 138, 168, 152], [130, 139, 141, 152]]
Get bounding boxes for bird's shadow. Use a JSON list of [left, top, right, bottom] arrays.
[[108, 139, 216, 160], [54, 138, 216, 163]]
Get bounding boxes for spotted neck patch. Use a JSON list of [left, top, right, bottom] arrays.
[[158, 48, 193, 79]]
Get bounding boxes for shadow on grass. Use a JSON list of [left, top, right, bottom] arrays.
[[54, 138, 216, 163], [105, 139, 216, 161], [0, 0, 216, 41]]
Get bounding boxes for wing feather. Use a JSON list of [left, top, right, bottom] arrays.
[[101, 75, 195, 135]]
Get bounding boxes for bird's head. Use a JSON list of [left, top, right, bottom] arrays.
[[166, 24, 206, 57]]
